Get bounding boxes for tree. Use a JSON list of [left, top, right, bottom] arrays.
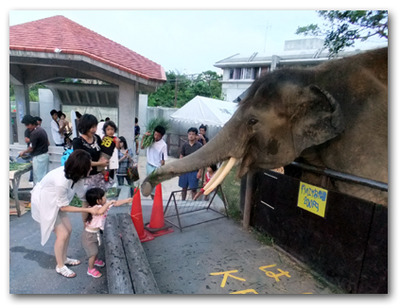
[[9, 83, 45, 102], [296, 10, 388, 56], [147, 71, 180, 107], [194, 70, 222, 99], [148, 70, 222, 108]]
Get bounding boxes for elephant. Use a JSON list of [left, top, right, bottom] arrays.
[[141, 47, 388, 206]]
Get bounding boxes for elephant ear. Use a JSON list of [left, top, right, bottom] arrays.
[[290, 85, 344, 156]]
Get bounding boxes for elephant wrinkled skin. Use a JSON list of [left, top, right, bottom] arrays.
[[142, 47, 388, 206]]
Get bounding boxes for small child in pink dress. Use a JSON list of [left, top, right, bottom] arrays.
[[82, 187, 132, 278], [193, 164, 218, 201]]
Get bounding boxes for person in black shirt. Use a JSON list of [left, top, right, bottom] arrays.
[[178, 127, 202, 200], [72, 114, 106, 174], [72, 114, 111, 193], [19, 115, 49, 185]]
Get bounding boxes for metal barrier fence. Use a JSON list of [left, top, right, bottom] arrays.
[[250, 163, 388, 293], [163, 185, 229, 231]]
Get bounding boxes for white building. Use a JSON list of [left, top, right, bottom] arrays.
[[214, 38, 365, 102]]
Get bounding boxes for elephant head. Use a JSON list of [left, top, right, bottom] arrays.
[[141, 69, 344, 196]]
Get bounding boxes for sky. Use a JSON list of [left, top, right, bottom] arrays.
[[8, 10, 322, 75], [8, 9, 387, 75]]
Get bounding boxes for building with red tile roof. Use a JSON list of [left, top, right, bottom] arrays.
[[10, 15, 165, 146]]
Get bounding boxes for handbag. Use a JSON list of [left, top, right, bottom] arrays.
[[126, 161, 139, 182]]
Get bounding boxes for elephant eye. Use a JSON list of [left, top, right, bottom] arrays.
[[247, 118, 258, 126]]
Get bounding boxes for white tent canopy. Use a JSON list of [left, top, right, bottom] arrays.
[[169, 96, 237, 127]]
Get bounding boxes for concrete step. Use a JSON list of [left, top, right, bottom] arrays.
[[104, 212, 160, 294]]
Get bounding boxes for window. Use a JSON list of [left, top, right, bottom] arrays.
[[228, 67, 261, 80], [234, 68, 242, 79], [252, 67, 261, 79], [229, 69, 234, 79], [244, 68, 252, 79], [261, 67, 270, 76]]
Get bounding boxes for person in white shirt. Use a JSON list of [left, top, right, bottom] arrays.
[[50, 109, 65, 146], [140, 125, 168, 198]]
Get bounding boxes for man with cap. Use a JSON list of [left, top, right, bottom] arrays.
[[19, 115, 50, 185]]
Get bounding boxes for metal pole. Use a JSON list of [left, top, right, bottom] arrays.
[[290, 162, 388, 191]]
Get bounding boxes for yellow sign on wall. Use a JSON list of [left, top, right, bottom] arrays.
[[297, 182, 328, 218]]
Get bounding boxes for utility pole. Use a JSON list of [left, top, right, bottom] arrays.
[[263, 23, 271, 53], [174, 77, 178, 108]]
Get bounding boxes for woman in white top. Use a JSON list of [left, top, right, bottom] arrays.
[[31, 149, 99, 278]]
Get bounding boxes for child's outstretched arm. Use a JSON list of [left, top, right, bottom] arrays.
[[193, 188, 204, 201], [114, 198, 133, 207], [96, 200, 115, 215]]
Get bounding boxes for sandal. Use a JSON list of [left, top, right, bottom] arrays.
[[56, 265, 76, 278], [87, 267, 102, 278], [94, 259, 105, 267], [64, 257, 81, 266]]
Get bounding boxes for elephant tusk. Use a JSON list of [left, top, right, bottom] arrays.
[[203, 160, 229, 192], [204, 157, 237, 195]]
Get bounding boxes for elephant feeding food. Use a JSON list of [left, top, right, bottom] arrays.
[[142, 47, 387, 206]]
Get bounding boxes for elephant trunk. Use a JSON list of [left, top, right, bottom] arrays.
[[141, 118, 243, 196]]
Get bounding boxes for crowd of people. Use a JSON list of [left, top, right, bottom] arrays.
[[19, 111, 137, 278], [19, 109, 214, 279]]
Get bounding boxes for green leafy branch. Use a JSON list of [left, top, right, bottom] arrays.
[[141, 117, 170, 148], [296, 10, 388, 56]]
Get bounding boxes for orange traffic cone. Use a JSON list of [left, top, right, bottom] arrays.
[[130, 188, 154, 242], [145, 184, 174, 237]]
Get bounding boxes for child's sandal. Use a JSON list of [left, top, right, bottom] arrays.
[[94, 259, 105, 267], [87, 267, 102, 278]]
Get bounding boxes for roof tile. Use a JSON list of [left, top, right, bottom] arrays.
[[10, 15, 166, 82]]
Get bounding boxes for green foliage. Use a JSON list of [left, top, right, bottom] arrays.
[[148, 70, 222, 108], [251, 227, 275, 246], [9, 84, 15, 101], [146, 117, 170, 133], [106, 187, 121, 200], [9, 162, 31, 171], [219, 165, 242, 221], [9, 83, 45, 102], [70, 194, 82, 207], [141, 117, 170, 148], [296, 10, 388, 56]]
